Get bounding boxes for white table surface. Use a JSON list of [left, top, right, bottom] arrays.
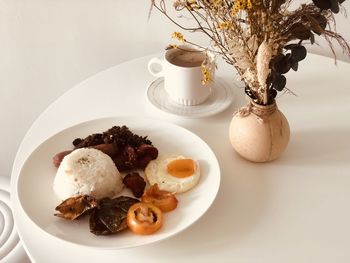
[[11, 53, 350, 263]]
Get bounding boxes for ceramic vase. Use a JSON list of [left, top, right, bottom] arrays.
[[229, 100, 290, 162]]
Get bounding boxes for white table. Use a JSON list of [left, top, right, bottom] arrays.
[[11, 53, 350, 263]]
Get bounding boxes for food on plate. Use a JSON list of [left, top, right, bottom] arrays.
[[54, 195, 98, 220], [145, 156, 200, 194], [53, 126, 158, 172], [52, 125, 203, 237], [122, 172, 146, 198], [127, 202, 163, 235], [72, 125, 152, 148], [53, 148, 124, 200], [53, 143, 118, 168], [72, 125, 158, 172], [89, 196, 139, 235], [142, 184, 178, 212], [53, 150, 74, 168], [54, 195, 139, 236]]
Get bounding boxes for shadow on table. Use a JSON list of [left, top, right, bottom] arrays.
[[282, 128, 350, 166]]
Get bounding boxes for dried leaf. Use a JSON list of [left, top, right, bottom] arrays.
[[273, 75, 286, 91], [310, 33, 315, 44], [256, 40, 273, 88], [247, 35, 259, 54], [289, 23, 312, 40], [312, 0, 331, 10], [330, 0, 340, 13], [291, 46, 307, 62], [235, 57, 252, 70], [291, 62, 299, 71]]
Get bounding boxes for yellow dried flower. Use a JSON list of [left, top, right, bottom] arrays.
[[172, 32, 186, 43], [201, 64, 213, 85], [202, 0, 222, 8], [247, 0, 253, 9], [165, 44, 178, 50], [231, 7, 239, 16], [218, 21, 232, 30], [231, 0, 252, 15], [186, 0, 200, 10], [212, 0, 223, 8]]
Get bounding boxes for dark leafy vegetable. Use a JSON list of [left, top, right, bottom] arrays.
[[89, 196, 139, 235]]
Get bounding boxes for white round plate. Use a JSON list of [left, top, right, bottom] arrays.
[[16, 117, 220, 249], [147, 77, 234, 118]]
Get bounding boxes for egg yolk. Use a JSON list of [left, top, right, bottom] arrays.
[[166, 159, 195, 178]]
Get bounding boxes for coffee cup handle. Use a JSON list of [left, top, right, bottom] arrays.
[[148, 58, 164, 78]]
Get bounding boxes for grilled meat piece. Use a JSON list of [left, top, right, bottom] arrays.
[[123, 173, 146, 198], [54, 195, 98, 220]]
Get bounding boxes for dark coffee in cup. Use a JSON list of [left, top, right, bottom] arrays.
[[167, 49, 206, 68]]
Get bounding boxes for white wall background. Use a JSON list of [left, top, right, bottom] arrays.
[[0, 0, 349, 178]]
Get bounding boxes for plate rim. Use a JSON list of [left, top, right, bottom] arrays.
[[15, 116, 221, 250]]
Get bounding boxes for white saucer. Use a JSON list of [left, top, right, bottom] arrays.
[[146, 77, 235, 118]]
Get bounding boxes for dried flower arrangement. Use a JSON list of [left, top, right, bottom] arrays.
[[150, 0, 350, 105]]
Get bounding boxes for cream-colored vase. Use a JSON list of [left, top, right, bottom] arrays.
[[229, 100, 290, 162]]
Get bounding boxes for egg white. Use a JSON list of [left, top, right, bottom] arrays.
[[145, 155, 200, 194]]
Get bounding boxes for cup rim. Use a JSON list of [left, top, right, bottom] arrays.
[[164, 44, 207, 69]]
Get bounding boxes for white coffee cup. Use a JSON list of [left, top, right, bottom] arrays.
[[148, 45, 214, 106]]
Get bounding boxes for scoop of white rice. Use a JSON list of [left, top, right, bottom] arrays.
[[53, 148, 123, 200]]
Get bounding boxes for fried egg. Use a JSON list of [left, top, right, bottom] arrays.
[[145, 155, 200, 194]]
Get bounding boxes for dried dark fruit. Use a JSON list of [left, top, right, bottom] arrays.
[[123, 173, 146, 198], [54, 195, 98, 220]]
